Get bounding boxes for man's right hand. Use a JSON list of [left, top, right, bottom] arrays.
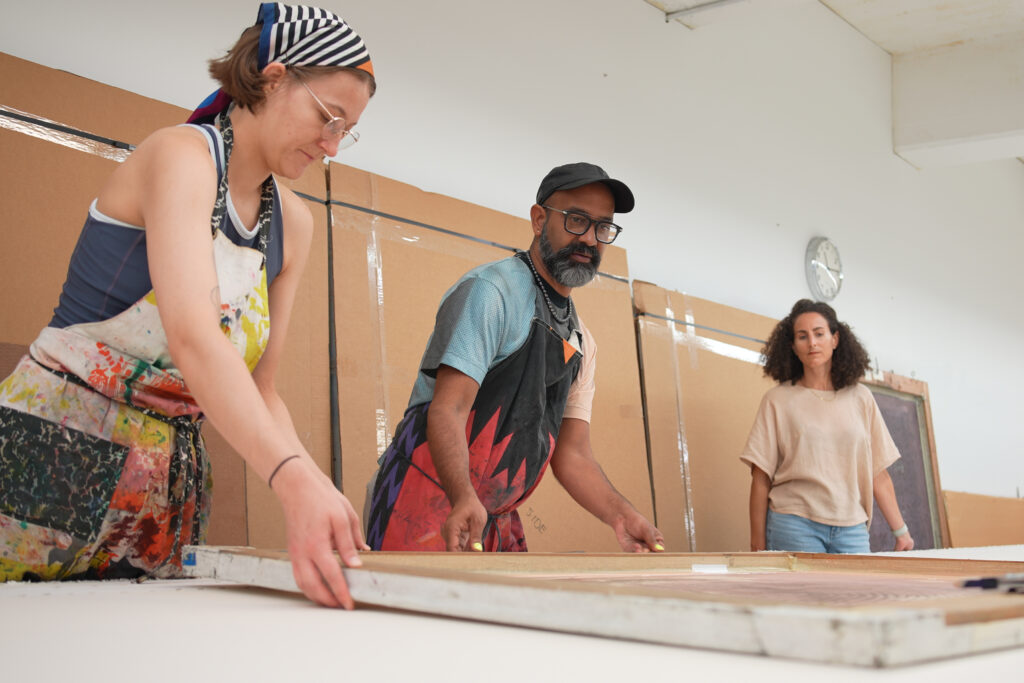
[[442, 494, 488, 551], [428, 365, 487, 552]]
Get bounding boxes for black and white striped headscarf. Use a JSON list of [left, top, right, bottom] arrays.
[[189, 3, 373, 124], [256, 3, 373, 73]]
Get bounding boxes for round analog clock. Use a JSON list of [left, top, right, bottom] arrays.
[[805, 237, 843, 301]]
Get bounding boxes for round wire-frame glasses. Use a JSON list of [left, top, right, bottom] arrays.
[[300, 80, 360, 150]]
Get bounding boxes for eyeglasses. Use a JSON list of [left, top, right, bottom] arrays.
[[300, 80, 360, 150], [541, 205, 623, 244]]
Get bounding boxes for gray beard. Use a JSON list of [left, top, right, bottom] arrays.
[[539, 229, 600, 288]]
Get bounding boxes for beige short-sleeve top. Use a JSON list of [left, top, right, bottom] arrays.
[[739, 382, 899, 526]]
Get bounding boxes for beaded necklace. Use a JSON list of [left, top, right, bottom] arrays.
[[214, 110, 276, 265], [523, 250, 573, 325]]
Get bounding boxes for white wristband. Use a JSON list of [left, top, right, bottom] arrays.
[[892, 524, 909, 538]]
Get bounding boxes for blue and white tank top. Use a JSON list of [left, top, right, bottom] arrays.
[[49, 124, 284, 328]]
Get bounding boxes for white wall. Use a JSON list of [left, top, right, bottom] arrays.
[[3, 0, 1022, 497]]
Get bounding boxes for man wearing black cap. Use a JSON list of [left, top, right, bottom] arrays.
[[365, 163, 663, 554]]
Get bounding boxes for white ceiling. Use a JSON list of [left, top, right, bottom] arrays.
[[820, 0, 1024, 54], [645, 0, 1024, 54], [642, 0, 1024, 166]]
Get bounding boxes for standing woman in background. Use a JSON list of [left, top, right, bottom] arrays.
[[0, 4, 375, 607], [740, 299, 914, 554]]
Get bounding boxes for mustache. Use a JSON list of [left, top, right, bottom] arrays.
[[565, 243, 599, 260]]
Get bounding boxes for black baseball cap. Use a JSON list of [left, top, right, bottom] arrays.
[[536, 162, 635, 214]]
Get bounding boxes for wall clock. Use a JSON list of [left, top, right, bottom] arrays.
[[805, 237, 843, 301]]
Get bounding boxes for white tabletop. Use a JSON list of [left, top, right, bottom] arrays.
[[4, 546, 1023, 682]]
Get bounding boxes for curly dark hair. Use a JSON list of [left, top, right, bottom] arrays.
[[761, 299, 870, 390]]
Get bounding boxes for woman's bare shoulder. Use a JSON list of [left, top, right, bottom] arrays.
[[96, 125, 217, 224], [129, 125, 215, 167], [276, 182, 314, 236]]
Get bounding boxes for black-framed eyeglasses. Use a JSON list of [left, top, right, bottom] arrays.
[[300, 80, 360, 150], [541, 205, 622, 244]]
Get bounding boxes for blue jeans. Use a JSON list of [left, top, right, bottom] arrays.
[[766, 509, 870, 554]]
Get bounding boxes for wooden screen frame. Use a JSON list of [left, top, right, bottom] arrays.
[[864, 371, 951, 549], [185, 545, 1024, 668]]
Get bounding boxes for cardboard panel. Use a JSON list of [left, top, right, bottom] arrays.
[[200, 427, 248, 546], [678, 341, 774, 551], [636, 316, 692, 550], [944, 490, 1024, 547], [330, 163, 651, 551], [634, 281, 776, 552], [330, 206, 384, 505], [243, 165, 331, 549], [345, 169, 630, 280], [378, 227, 507, 429], [1, 51, 187, 146], [361, 173, 628, 280], [0, 130, 120, 343]]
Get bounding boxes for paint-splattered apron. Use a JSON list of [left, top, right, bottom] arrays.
[[0, 118, 273, 581], [366, 285, 583, 552]]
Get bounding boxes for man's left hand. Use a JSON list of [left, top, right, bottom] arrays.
[[612, 511, 665, 553]]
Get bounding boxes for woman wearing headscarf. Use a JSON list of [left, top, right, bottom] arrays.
[[740, 299, 915, 554], [0, 4, 375, 607]]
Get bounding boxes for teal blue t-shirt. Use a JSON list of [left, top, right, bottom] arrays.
[[407, 255, 569, 408]]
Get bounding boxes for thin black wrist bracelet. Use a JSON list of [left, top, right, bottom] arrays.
[[268, 454, 301, 490]]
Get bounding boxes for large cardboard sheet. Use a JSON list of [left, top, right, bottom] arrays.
[[634, 281, 776, 552], [945, 490, 1024, 547], [0, 130, 118, 343], [234, 165, 332, 549], [0, 52, 185, 147]]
